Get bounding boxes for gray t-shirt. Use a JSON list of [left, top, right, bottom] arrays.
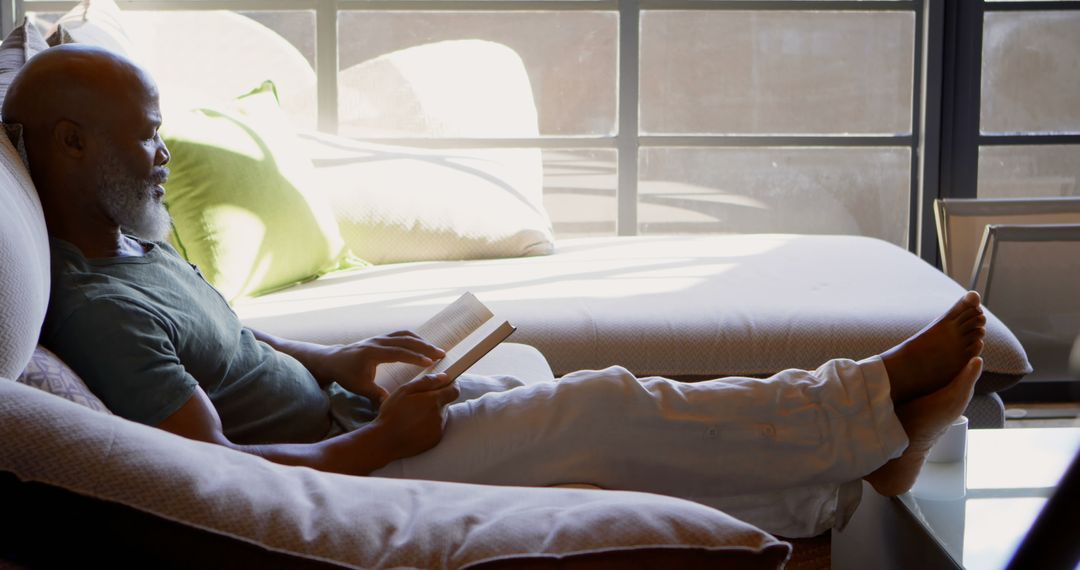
[[42, 237, 335, 444]]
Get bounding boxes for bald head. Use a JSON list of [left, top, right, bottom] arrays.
[[3, 44, 172, 254], [3, 44, 157, 150]]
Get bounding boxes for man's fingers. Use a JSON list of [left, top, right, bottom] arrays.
[[357, 384, 390, 408], [369, 346, 440, 367], [434, 382, 460, 407], [401, 372, 451, 393], [374, 334, 445, 359]]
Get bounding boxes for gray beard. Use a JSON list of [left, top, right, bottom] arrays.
[[96, 153, 172, 242]]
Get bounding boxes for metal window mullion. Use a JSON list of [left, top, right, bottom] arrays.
[[351, 134, 913, 149], [639, 135, 913, 147], [26, 0, 321, 9], [316, 0, 338, 134], [983, 1, 1080, 11], [978, 134, 1080, 146], [940, 0, 984, 200], [908, 0, 924, 256], [344, 137, 619, 149], [917, 0, 945, 264], [640, 0, 916, 10], [338, 0, 616, 9], [617, 0, 639, 236]]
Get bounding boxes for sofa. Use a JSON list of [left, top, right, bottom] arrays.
[[0, 3, 1033, 568]]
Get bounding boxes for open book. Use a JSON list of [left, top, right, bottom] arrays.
[[373, 293, 516, 392]]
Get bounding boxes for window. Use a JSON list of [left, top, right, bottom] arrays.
[[9, 0, 945, 254], [941, 1, 1080, 203]]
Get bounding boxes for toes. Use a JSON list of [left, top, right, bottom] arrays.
[[958, 312, 988, 332], [956, 355, 982, 381], [946, 298, 971, 319], [963, 356, 983, 389]]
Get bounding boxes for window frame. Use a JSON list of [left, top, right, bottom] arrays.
[[940, 0, 1080, 204], [5, 0, 942, 258]]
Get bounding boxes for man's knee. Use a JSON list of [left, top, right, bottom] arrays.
[[454, 374, 528, 404], [557, 366, 643, 401]]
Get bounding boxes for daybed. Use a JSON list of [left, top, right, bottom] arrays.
[[0, 3, 1033, 568]]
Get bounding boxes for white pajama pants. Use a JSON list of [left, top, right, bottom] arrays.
[[372, 356, 910, 538]]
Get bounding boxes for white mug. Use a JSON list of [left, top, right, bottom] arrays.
[[927, 415, 968, 463]]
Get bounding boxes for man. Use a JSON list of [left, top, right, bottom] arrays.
[[5, 45, 987, 537]]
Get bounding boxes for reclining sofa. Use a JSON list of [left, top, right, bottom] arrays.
[[1, 4, 1032, 568]]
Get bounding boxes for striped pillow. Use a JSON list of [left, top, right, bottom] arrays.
[[0, 17, 49, 110], [16, 346, 112, 414]]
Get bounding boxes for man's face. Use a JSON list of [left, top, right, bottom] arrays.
[[93, 80, 172, 242]]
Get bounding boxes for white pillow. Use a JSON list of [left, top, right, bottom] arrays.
[[46, 0, 135, 57], [304, 132, 555, 264], [1, 379, 791, 568], [46, 0, 317, 129]]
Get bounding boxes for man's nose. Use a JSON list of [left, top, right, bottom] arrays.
[[157, 141, 171, 166]]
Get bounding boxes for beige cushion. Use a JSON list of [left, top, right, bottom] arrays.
[[338, 40, 539, 138], [123, 11, 317, 129], [237, 235, 1032, 390], [303, 131, 553, 264], [46, 0, 134, 57], [323, 39, 555, 264], [15, 346, 112, 414], [1, 379, 791, 569], [0, 116, 48, 380], [48, 0, 317, 129]]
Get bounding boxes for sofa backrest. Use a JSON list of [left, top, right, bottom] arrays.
[[0, 128, 49, 379]]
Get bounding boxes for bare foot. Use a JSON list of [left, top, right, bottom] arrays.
[[880, 291, 986, 405], [865, 357, 982, 496]]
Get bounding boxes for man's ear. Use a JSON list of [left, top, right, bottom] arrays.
[[53, 119, 86, 158]]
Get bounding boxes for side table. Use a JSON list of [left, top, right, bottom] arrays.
[[832, 427, 1080, 569]]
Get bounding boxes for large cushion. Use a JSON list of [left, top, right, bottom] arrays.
[[338, 40, 539, 139], [47, 0, 318, 129], [0, 115, 48, 380], [304, 131, 553, 264], [162, 82, 354, 301], [46, 0, 134, 57], [237, 235, 1032, 392], [0, 379, 791, 569]]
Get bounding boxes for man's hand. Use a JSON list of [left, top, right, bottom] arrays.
[[309, 331, 446, 408], [157, 375, 459, 476], [369, 373, 460, 461]]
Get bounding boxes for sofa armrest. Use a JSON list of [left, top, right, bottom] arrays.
[[1, 379, 791, 569]]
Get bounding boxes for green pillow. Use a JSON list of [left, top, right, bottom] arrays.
[[162, 81, 355, 301]]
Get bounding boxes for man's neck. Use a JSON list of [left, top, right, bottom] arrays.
[[51, 225, 147, 259], [116, 234, 148, 257]]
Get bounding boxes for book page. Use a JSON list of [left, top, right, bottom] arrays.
[[413, 292, 493, 350], [430, 319, 516, 380], [373, 293, 503, 392]]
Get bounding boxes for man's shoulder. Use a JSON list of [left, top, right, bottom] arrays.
[[49, 244, 140, 306], [46, 239, 174, 334], [49, 237, 181, 291]]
